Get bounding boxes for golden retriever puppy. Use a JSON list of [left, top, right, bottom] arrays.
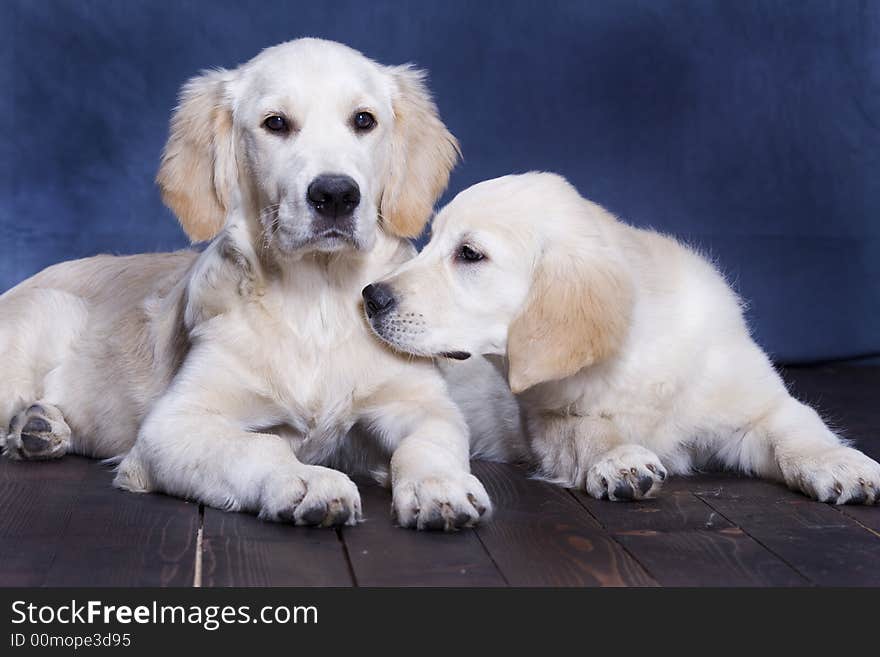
[[0, 38, 494, 530], [364, 172, 880, 505]]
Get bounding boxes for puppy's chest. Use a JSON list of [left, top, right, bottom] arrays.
[[256, 306, 381, 435]]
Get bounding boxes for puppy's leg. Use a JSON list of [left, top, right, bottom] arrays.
[[115, 365, 361, 526], [749, 395, 880, 505], [118, 419, 361, 526], [0, 287, 87, 458], [4, 402, 72, 461], [529, 413, 666, 501], [363, 377, 491, 531]]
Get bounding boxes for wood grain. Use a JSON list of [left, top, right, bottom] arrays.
[[610, 526, 806, 586], [573, 476, 806, 586], [201, 507, 353, 587], [694, 476, 880, 585], [0, 453, 95, 483], [573, 480, 735, 533], [340, 481, 506, 587], [472, 461, 656, 586], [43, 487, 198, 587]]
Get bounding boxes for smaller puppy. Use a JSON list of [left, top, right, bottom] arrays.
[[363, 172, 880, 505]]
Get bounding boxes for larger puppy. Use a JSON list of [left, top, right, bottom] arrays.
[[0, 39, 493, 529], [365, 172, 880, 505]]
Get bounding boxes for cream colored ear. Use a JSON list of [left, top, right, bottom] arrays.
[[380, 65, 460, 238], [506, 249, 634, 394], [156, 69, 237, 242]]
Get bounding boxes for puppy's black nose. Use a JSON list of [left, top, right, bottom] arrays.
[[307, 174, 360, 219], [362, 283, 396, 318]]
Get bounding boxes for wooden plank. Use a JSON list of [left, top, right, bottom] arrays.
[[44, 487, 198, 587], [472, 461, 656, 586], [0, 480, 81, 540], [782, 365, 880, 412], [836, 505, 880, 535], [201, 507, 353, 587], [573, 478, 736, 533], [609, 526, 806, 586], [0, 456, 99, 586], [0, 538, 58, 586], [340, 480, 506, 587], [573, 475, 806, 586], [0, 453, 96, 484], [694, 476, 880, 586], [0, 453, 199, 586]]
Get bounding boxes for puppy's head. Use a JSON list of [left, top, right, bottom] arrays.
[[364, 173, 633, 393], [157, 38, 458, 255]]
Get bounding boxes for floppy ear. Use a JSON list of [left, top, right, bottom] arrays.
[[380, 66, 460, 238], [506, 248, 634, 394], [156, 69, 237, 242]]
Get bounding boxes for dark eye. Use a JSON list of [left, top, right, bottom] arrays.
[[455, 244, 485, 263], [353, 111, 376, 132], [263, 115, 289, 133]]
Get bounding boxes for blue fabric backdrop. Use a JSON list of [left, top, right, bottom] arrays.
[[1, 0, 878, 363]]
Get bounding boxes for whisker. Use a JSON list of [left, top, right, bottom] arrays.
[[258, 205, 282, 255]]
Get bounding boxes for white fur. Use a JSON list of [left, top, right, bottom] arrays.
[[0, 39, 497, 529], [368, 172, 880, 506]]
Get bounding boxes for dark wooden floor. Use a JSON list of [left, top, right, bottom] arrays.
[[2, 365, 879, 587]]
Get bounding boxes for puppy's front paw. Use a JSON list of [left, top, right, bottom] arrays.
[[392, 473, 492, 531], [780, 445, 880, 505], [585, 444, 666, 502], [261, 466, 362, 526]]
